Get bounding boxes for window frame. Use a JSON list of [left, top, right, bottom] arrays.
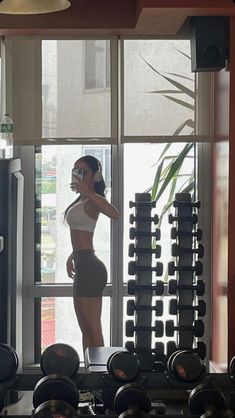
[[1, 35, 212, 369]]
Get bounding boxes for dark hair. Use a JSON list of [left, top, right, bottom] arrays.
[[64, 155, 106, 219]]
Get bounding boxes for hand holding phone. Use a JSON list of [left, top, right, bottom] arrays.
[[71, 168, 84, 191]]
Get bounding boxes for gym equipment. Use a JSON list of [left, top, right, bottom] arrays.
[[173, 200, 201, 209], [127, 300, 163, 316], [114, 383, 152, 417], [129, 227, 161, 240], [171, 243, 204, 258], [171, 227, 203, 240], [168, 279, 205, 296], [0, 383, 4, 413], [126, 320, 164, 338], [128, 243, 161, 258], [33, 399, 79, 418], [128, 261, 163, 276], [33, 374, 79, 410], [40, 343, 80, 378], [229, 356, 235, 374], [188, 383, 229, 416], [167, 350, 204, 382], [165, 319, 204, 337], [107, 351, 140, 382], [130, 214, 159, 224], [166, 341, 207, 360], [0, 343, 19, 383], [168, 260, 203, 276], [127, 279, 164, 296], [169, 299, 206, 317], [168, 213, 198, 224]]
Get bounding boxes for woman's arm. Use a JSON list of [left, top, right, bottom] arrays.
[[87, 191, 119, 220]]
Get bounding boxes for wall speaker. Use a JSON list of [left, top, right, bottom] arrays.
[[190, 16, 228, 72]]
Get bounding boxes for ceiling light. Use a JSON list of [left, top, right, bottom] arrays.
[[0, 0, 71, 14]]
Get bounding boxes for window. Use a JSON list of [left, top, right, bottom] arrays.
[[13, 37, 211, 368]]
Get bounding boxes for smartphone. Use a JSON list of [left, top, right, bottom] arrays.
[[71, 168, 84, 191]]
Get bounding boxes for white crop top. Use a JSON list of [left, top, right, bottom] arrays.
[[66, 198, 97, 233]]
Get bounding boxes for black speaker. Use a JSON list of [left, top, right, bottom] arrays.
[[190, 16, 228, 72]]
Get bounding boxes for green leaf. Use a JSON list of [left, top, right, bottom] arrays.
[[151, 159, 164, 200], [155, 143, 194, 202]]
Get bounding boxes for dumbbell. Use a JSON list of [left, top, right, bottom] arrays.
[[126, 320, 164, 338], [169, 299, 206, 317], [173, 200, 201, 209], [165, 319, 204, 337], [166, 341, 207, 360], [171, 243, 204, 258], [40, 343, 80, 377], [169, 213, 198, 224], [129, 227, 161, 240], [168, 279, 205, 296], [33, 400, 79, 418], [229, 356, 235, 374], [168, 260, 203, 276], [129, 200, 156, 208], [188, 383, 230, 418], [128, 261, 163, 276], [171, 227, 203, 240], [130, 214, 159, 224], [107, 351, 140, 382], [167, 350, 204, 382], [127, 279, 164, 296], [125, 342, 166, 372], [0, 343, 19, 384], [127, 299, 163, 316], [129, 243, 161, 258], [114, 383, 152, 418], [33, 374, 79, 410], [0, 383, 4, 414]]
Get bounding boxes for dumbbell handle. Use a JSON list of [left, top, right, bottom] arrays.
[[168, 279, 205, 295], [171, 227, 203, 240], [169, 213, 198, 224], [168, 260, 203, 275], [172, 243, 204, 257], [129, 244, 161, 258], [129, 227, 161, 240], [173, 200, 201, 208], [130, 214, 159, 224], [169, 299, 206, 316]]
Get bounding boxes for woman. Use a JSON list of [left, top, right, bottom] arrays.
[[65, 155, 119, 354]]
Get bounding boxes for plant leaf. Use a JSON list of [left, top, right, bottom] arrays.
[[173, 119, 195, 135], [151, 159, 164, 200], [147, 90, 184, 94], [155, 143, 194, 202], [163, 95, 195, 111], [165, 72, 193, 82]]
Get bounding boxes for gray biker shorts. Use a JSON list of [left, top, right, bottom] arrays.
[[73, 249, 107, 297]]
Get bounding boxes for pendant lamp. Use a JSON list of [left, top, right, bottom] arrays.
[[0, 0, 71, 14]]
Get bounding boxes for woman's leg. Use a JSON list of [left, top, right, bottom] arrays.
[[73, 294, 104, 353]]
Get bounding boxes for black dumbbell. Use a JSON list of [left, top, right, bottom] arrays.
[[129, 243, 161, 258], [114, 383, 152, 418], [168, 260, 203, 276], [127, 300, 163, 316], [128, 261, 163, 276], [130, 214, 159, 224], [167, 350, 204, 382], [0, 343, 19, 384], [168, 279, 205, 296], [169, 213, 198, 224], [230, 356, 235, 374], [0, 383, 4, 414], [126, 320, 164, 338], [40, 343, 80, 377], [171, 227, 203, 241], [129, 200, 156, 208], [173, 200, 201, 209], [169, 299, 206, 317], [33, 374, 79, 410], [165, 319, 204, 337], [188, 383, 230, 418], [107, 351, 140, 382], [171, 243, 204, 258], [166, 341, 206, 360], [129, 227, 161, 240], [33, 399, 79, 418], [127, 279, 164, 296]]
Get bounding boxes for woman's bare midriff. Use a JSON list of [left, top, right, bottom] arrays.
[[70, 229, 94, 251]]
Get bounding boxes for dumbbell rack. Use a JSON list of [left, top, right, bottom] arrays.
[[166, 192, 205, 357], [126, 193, 163, 371]]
